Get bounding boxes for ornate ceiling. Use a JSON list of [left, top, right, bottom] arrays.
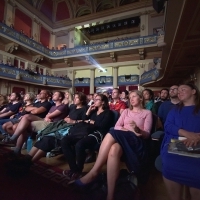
[[16, 0, 151, 29], [23, 0, 139, 22]]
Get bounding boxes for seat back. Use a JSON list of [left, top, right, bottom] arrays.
[[110, 110, 120, 127], [150, 113, 158, 134]]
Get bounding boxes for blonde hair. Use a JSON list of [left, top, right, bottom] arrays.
[[25, 92, 35, 102], [128, 90, 144, 110], [63, 91, 73, 105], [0, 95, 8, 106]]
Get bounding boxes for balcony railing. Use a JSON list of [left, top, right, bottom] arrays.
[[140, 68, 160, 85], [0, 64, 72, 87], [0, 22, 157, 58]]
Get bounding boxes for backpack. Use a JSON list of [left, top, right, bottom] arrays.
[[114, 169, 139, 200]]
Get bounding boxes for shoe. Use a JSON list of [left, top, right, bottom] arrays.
[[63, 170, 82, 180], [49, 147, 63, 157], [85, 152, 96, 163], [0, 134, 8, 141], [3, 151, 20, 160], [0, 138, 16, 147]]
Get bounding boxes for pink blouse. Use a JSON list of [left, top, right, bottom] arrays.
[[114, 108, 153, 139]]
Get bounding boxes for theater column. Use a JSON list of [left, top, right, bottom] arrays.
[[32, 17, 41, 42], [5, 1, 15, 26], [43, 68, 47, 75], [50, 32, 55, 49], [68, 70, 75, 94], [140, 14, 149, 37], [90, 69, 95, 94], [113, 67, 118, 88], [68, 29, 75, 48]]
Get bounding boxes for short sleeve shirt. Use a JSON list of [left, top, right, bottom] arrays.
[[33, 101, 52, 118], [109, 100, 127, 113], [0, 102, 22, 119], [48, 104, 69, 122]]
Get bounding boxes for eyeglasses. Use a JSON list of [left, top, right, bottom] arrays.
[[94, 99, 101, 101], [169, 88, 178, 92]]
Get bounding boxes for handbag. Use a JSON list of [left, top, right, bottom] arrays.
[[68, 121, 95, 139]]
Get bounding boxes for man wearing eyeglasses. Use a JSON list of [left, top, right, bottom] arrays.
[[153, 85, 180, 139]]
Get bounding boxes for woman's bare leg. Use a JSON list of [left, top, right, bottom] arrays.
[[107, 143, 123, 200], [29, 146, 39, 157], [163, 176, 183, 200], [31, 149, 46, 162], [190, 187, 200, 200], [80, 133, 116, 184], [28, 146, 46, 162], [12, 123, 19, 134], [2, 122, 14, 136]]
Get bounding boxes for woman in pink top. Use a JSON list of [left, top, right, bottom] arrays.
[[73, 90, 153, 200]]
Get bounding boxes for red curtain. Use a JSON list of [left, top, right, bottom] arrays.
[[12, 87, 25, 94], [119, 86, 126, 92], [14, 59, 18, 68], [75, 87, 90, 95], [40, 26, 50, 47], [129, 85, 138, 91], [20, 61, 25, 69], [0, 0, 5, 21], [14, 9, 32, 37]]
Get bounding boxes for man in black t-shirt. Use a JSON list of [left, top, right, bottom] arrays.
[[0, 92, 21, 120], [0, 90, 52, 151]]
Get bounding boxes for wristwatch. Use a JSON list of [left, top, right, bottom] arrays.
[[88, 119, 90, 124]]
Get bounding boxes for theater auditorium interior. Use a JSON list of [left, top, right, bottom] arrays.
[[0, 0, 200, 199]]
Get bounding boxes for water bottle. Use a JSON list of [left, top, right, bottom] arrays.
[[27, 136, 33, 153]]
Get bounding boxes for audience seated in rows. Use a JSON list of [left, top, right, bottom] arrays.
[[75, 90, 153, 200], [62, 94, 113, 180], [26, 92, 87, 162], [0, 92, 35, 139], [0, 90, 52, 154]]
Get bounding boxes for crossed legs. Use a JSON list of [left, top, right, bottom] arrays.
[[10, 114, 42, 153], [80, 133, 123, 200]]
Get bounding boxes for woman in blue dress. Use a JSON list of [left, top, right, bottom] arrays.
[[161, 83, 200, 200]]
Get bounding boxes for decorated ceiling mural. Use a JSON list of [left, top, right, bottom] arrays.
[[23, 0, 139, 22]]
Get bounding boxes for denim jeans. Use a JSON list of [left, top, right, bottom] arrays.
[[0, 119, 12, 135]]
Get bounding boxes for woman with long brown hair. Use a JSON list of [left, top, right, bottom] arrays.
[[161, 83, 200, 200]]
